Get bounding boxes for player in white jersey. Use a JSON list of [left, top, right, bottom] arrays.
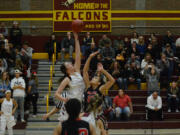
[[43, 92, 68, 123], [55, 32, 85, 102], [81, 95, 107, 135], [0, 90, 18, 135]]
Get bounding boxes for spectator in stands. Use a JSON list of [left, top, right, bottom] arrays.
[[156, 53, 170, 89], [130, 32, 139, 44], [0, 58, 7, 74], [0, 22, 8, 37], [0, 33, 6, 47], [144, 64, 160, 95], [113, 36, 124, 51], [85, 42, 98, 60], [103, 95, 114, 121], [146, 91, 163, 121], [137, 36, 146, 60], [110, 61, 126, 89], [126, 53, 140, 69], [11, 69, 26, 122], [5, 43, 16, 76], [61, 32, 74, 61], [141, 53, 154, 76], [100, 40, 115, 69], [151, 37, 162, 61], [167, 81, 179, 112], [98, 34, 112, 48], [128, 41, 140, 58], [146, 43, 155, 59], [28, 72, 39, 117], [115, 44, 127, 67], [0, 72, 11, 98], [148, 33, 156, 44], [163, 43, 175, 78], [81, 32, 94, 56], [9, 21, 22, 50], [21, 41, 34, 69], [125, 62, 141, 90], [113, 89, 133, 120], [123, 37, 131, 52], [45, 34, 59, 61], [163, 31, 175, 50]]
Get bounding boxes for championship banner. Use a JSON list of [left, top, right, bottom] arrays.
[[53, 0, 111, 32]]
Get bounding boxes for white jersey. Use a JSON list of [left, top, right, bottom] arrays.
[[81, 112, 96, 127], [1, 98, 13, 116], [81, 112, 101, 135], [68, 72, 85, 101]]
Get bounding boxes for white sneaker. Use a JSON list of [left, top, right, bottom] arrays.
[[21, 119, 25, 122], [168, 109, 171, 112], [176, 109, 179, 113]]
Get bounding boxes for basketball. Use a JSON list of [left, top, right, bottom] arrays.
[[72, 19, 84, 32]]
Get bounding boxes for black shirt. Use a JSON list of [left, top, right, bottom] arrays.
[[61, 120, 90, 135]]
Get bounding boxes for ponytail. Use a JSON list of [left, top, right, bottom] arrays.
[[58, 64, 71, 87], [64, 99, 81, 135]]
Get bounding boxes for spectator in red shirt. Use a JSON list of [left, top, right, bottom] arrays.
[[113, 89, 133, 120]]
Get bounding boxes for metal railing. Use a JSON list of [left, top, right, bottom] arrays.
[[46, 42, 56, 113]]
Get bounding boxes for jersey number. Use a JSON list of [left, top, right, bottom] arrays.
[[79, 128, 88, 135]]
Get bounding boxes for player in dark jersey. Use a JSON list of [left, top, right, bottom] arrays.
[[54, 98, 96, 135], [83, 51, 115, 110]]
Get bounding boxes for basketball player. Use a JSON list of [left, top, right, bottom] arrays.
[[0, 90, 18, 135], [43, 92, 68, 122], [55, 32, 85, 102], [82, 95, 107, 135], [53, 98, 96, 135]]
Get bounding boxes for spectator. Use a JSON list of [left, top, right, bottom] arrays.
[[125, 62, 141, 90], [167, 81, 179, 112], [113, 89, 133, 120], [163, 43, 175, 78], [11, 69, 26, 122], [137, 36, 146, 60], [148, 33, 156, 43], [100, 40, 115, 69], [5, 43, 16, 76], [45, 34, 59, 61], [156, 53, 170, 89], [113, 36, 124, 51], [85, 42, 98, 60], [9, 21, 22, 50], [110, 61, 126, 89], [126, 53, 140, 69], [98, 34, 112, 48], [123, 37, 131, 51], [151, 37, 162, 60], [128, 41, 140, 58], [146, 43, 155, 59], [81, 32, 94, 56], [115, 44, 127, 67], [0, 22, 8, 37], [130, 32, 139, 44], [0, 72, 11, 98], [103, 95, 114, 121], [21, 41, 34, 68], [144, 64, 160, 95], [28, 72, 39, 117], [61, 32, 74, 61], [146, 91, 163, 121], [0, 33, 6, 47], [0, 58, 8, 74], [141, 53, 154, 76], [163, 31, 175, 49]]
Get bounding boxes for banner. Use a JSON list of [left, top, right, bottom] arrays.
[[53, 0, 111, 32]]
